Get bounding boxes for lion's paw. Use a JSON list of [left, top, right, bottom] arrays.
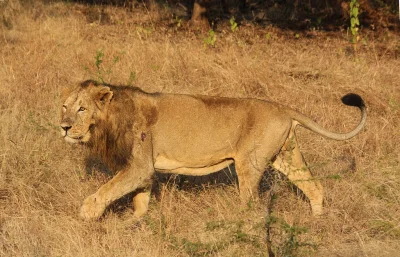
[[311, 203, 323, 217], [80, 194, 106, 220]]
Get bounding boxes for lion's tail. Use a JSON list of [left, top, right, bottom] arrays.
[[286, 93, 367, 141]]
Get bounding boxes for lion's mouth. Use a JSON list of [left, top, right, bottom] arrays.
[[63, 132, 90, 144], [64, 135, 82, 144], [68, 135, 83, 140]]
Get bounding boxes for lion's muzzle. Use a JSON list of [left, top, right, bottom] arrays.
[[61, 124, 72, 133]]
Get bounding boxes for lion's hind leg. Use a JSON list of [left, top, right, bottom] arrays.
[[271, 132, 324, 216], [235, 158, 265, 203]]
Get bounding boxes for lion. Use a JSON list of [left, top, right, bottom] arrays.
[[60, 80, 366, 220]]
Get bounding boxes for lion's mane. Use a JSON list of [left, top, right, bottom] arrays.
[[83, 81, 137, 172]]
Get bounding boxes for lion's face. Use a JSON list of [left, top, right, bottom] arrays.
[[60, 82, 113, 144]]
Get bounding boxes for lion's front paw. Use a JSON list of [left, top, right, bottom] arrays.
[[80, 194, 106, 220]]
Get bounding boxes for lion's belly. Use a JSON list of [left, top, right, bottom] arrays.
[[153, 155, 234, 176], [153, 155, 189, 170], [152, 130, 239, 173]]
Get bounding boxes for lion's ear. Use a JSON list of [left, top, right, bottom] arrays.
[[95, 86, 113, 110]]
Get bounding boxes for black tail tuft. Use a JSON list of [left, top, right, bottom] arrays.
[[341, 93, 365, 108]]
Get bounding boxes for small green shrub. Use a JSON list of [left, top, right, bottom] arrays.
[[85, 49, 134, 84], [349, 0, 360, 44], [266, 215, 317, 256], [230, 16, 238, 33], [204, 29, 217, 48], [92, 49, 120, 83]]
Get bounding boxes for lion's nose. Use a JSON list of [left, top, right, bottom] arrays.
[[61, 125, 72, 132]]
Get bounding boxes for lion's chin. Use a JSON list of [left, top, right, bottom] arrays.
[[64, 131, 91, 144], [64, 136, 80, 144]]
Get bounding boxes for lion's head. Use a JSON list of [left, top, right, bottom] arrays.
[[60, 80, 113, 144]]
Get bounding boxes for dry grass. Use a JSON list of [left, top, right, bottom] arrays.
[[1, 1, 400, 256]]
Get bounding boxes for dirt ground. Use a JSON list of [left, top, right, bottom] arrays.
[[0, 1, 399, 256]]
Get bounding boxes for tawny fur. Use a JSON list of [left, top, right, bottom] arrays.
[[60, 80, 366, 220]]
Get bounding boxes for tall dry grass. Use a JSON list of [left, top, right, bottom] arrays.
[[0, 1, 399, 256]]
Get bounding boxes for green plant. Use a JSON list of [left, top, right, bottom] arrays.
[[349, 0, 360, 44], [85, 49, 125, 84], [230, 16, 238, 32], [180, 238, 221, 256], [94, 49, 104, 80], [136, 26, 152, 39], [204, 29, 217, 48], [94, 49, 119, 83], [175, 219, 266, 256], [280, 222, 312, 256], [266, 215, 317, 256], [175, 16, 182, 28], [127, 71, 136, 86]]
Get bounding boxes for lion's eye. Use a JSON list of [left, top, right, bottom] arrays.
[[78, 107, 86, 112], [62, 105, 67, 111]]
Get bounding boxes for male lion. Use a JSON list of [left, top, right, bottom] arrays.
[[60, 80, 366, 220]]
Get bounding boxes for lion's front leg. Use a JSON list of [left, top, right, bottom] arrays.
[[80, 167, 153, 220], [80, 132, 154, 220], [80, 193, 106, 220]]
